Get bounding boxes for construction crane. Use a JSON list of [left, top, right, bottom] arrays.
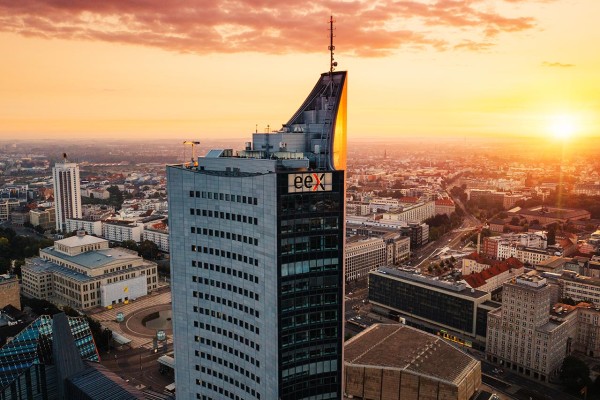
[[183, 141, 200, 167]]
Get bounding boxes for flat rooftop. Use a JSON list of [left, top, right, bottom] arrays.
[[41, 247, 140, 270], [345, 324, 479, 385]]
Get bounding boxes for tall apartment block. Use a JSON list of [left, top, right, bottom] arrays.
[[52, 159, 82, 231], [168, 70, 347, 400], [486, 274, 576, 381]]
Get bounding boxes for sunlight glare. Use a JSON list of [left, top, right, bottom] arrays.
[[549, 114, 577, 141]]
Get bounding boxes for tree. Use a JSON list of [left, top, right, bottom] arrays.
[[107, 186, 124, 210], [121, 240, 139, 252], [138, 240, 159, 260], [560, 355, 591, 393]]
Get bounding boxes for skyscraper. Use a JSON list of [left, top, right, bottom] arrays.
[[52, 157, 82, 231], [168, 70, 347, 400]]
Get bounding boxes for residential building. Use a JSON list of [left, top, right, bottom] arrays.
[[21, 232, 158, 309], [0, 274, 20, 310], [167, 70, 347, 399], [434, 198, 455, 216], [369, 267, 500, 349], [143, 227, 170, 252], [486, 274, 577, 381], [52, 161, 82, 231], [0, 199, 19, 222], [344, 236, 386, 281], [461, 255, 524, 293], [29, 207, 56, 230], [65, 217, 103, 236], [102, 219, 143, 243], [344, 324, 481, 400], [559, 271, 600, 304], [381, 201, 435, 224]]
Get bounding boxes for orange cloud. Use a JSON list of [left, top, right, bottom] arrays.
[[0, 0, 542, 56]]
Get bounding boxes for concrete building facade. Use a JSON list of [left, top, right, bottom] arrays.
[[52, 161, 82, 231], [21, 233, 158, 309], [486, 274, 576, 381]]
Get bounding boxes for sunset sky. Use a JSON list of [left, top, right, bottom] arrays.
[[0, 0, 598, 141]]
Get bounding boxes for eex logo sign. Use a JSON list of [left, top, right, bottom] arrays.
[[288, 173, 332, 193]]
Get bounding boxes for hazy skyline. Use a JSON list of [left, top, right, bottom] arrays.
[[1, 0, 598, 141]]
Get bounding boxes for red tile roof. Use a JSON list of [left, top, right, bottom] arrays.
[[463, 257, 524, 288]]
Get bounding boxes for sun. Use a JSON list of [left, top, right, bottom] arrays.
[[549, 114, 577, 141]]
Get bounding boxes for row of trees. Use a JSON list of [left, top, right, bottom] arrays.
[[120, 239, 161, 260], [424, 211, 464, 242]]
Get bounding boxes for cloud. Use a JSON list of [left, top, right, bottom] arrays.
[[0, 0, 543, 57], [542, 61, 575, 68]]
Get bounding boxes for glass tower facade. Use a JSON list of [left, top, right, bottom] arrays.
[[168, 71, 347, 400]]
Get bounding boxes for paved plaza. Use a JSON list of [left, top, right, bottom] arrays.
[[88, 287, 172, 350]]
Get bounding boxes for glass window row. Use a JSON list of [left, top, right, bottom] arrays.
[[193, 306, 259, 335], [194, 291, 259, 318], [189, 190, 258, 206], [190, 208, 258, 226], [193, 276, 259, 301], [190, 245, 259, 267], [192, 260, 259, 284], [192, 226, 258, 246]]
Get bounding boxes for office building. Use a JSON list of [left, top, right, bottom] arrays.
[[344, 324, 481, 400], [345, 236, 386, 281], [369, 267, 500, 349], [168, 70, 346, 399], [21, 232, 158, 309], [53, 160, 82, 231], [486, 274, 577, 381]]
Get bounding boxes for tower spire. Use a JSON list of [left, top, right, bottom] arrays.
[[328, 15, 337, 75]]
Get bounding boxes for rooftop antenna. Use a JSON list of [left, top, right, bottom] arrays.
[[328, 15, 337, 77]]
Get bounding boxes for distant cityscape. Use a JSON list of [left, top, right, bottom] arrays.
[[1, 131, 600, 399]]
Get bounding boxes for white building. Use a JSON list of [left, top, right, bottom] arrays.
[[65, 218, 103, 236], [21, 233, 158, 309], [345, 237, 387, 281], [381, 201, 435, 224], [52, 161, 82, 231], [142, 227, 169, 252], [102, 220, 143, 243]]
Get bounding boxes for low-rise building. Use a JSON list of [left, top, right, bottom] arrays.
[[345, 236, 387, 281], [381, 201, 436, 224], [142, 227, 169, 253], [64, 218, 103, 236], [29, 207, 56, 230], [369, 267, 500, 349], [102, 219, 143, 243], [434, 198, 455, 216], [462, 255, 524, 293], [21, 233, 158, 309], [344, 324, 481, 400]]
